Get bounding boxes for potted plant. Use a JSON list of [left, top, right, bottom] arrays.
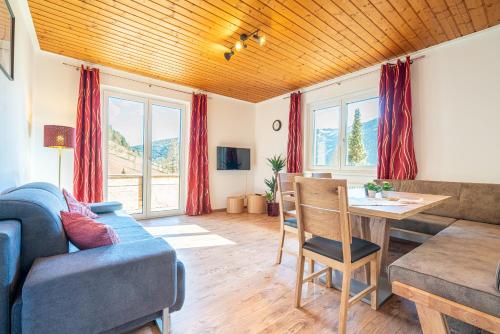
[[381, 181, 394, 198], [264, 176, 279, 216], [265, 154, 286, 216], [364, 182, 382, 198]]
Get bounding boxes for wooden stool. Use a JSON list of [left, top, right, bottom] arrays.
[[227, 196, 244, 213], [247, 194, 266, 213]]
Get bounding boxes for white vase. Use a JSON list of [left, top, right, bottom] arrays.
[[367, 190, 377, 198]]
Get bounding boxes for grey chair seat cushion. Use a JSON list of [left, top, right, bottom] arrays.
[[284, 218, 297, 228], [304, 236, 380, 263], [389, 220, 500, 317], [390, 213, 457, 235]]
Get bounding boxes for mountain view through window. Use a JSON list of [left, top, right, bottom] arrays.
[[312, 96, 379, 169]]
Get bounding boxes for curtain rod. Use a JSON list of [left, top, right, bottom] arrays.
[[283, 55, 425, 99], [62, 62, 209, 97]]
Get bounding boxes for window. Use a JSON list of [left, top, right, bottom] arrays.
[[103, 90, 186, 218], [308, 92, 379, 172], [312, 105, 340, 167], [345, 97, 379, 167]]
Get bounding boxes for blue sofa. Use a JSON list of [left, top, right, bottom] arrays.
[[0, 182, 185, 334]]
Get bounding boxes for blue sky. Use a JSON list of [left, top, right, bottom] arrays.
[[108, 97, 180, 146]]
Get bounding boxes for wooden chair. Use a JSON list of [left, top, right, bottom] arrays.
[[276, 172, 334, 266], [293, 177, 380, 334], [275, 172, 302, 265], [311, 172, 333, 178]]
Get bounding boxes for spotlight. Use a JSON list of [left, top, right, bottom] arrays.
[[258, 35, 266, 46], [235, 41, 243, 51], [224, 29, 266, 60], [224, 50, 234, 61], [252, 31, 266, 46]]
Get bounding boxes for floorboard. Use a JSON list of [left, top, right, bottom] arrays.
[[130, 212, 421, 334]]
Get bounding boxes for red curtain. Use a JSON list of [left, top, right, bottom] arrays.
[[74, 66, 103, 202], [287, 91, 302, 173], [186, 93, 212, 216], [377, 56, 417, 180]]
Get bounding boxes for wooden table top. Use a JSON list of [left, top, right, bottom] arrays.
[[288, 191, 451, 221], [348, 192, 451, 220]]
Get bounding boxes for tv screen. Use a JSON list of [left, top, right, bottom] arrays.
[[217, 147, 250, 170]]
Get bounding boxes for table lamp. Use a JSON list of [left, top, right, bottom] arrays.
[[44, 125, 76, 188]]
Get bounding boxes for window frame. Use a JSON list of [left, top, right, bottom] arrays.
[[102, 89, 188, 219], [306, 89, 379, 175]]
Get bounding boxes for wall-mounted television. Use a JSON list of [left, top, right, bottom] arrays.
[[217, 147, 250, 170]]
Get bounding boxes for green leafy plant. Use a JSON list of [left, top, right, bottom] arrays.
[[264, 176, 277, 203], [365, 182, 382, 192], [266, 154, 287, 173], [381, 181, 393, 191], [264, 154, 286, 204]]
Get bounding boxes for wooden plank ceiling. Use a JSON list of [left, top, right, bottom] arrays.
[[29, 0, 500, 102]]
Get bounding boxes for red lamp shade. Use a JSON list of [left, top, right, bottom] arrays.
[[44, 125, 76, 149]]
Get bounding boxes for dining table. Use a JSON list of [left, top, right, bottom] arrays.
[[289, 189, 450, 307]]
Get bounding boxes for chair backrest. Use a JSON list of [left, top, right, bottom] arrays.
[[277, 173, 302, 220], [294, 177, 352, 261], [311, 172, 333, 178]]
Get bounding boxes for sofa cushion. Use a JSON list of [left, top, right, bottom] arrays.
[[96, 213, 154, 243], [60, 211, 120, 250], [390, 213, 457, 235], [63, 189, 98, 219], [459, 183, 500, 225], [304, 236, 380, 263], [389, 220, 500, 317], [0, 185, 69, 275]]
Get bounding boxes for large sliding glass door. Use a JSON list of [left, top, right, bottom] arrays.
[[104, 91, 185, 218]]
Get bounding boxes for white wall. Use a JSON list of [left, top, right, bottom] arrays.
[[253, 26, 500, 193], [31, 52, 255, 210], [411, 27, 500, 183], [0, 0, 35, 190]]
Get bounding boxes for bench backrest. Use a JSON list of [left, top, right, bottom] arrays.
[[381, 180, 500, 224]]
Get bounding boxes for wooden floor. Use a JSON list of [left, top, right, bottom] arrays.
[[131, 212, 421, 334]]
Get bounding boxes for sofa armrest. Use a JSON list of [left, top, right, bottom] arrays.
[[22, 238, 178, 334], [88, 201, 123, 214], [0, 220, 21, 334]]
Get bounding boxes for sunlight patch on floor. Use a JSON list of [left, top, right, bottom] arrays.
[[144, 224, 209, 236], [162, 234, 236, 249]]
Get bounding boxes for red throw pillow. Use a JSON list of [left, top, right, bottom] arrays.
[[60, 211, 120, 250], [63, 189, 98, 219]]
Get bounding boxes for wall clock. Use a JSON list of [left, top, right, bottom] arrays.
[[272, 120, 282, 131]]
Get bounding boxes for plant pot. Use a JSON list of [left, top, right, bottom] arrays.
[[266, 202, 280, 216], [367, 190, 377, 198], [381, 190, 394, 198]]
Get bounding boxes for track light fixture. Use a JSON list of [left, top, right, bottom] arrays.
[[224, 29, 266, 61]]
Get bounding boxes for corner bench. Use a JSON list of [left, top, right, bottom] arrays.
[[389, 220, 500, 334]]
